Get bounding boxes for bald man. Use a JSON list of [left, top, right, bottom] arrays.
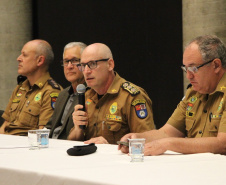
[[0, 39, 62, 135], [69, 43, 155, 144]]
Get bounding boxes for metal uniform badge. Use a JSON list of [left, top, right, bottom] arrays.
[[50, 93, 59, 109], [132, 99, 148, 119]]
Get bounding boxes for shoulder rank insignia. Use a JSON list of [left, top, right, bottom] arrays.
[[50, 93, 59, 109], [48, 79, 61, 90], [121, 82, 140, 96], [132, 99, 147, 119]]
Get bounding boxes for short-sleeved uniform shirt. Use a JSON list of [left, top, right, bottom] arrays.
[[167, 73, 226, 137], [84, 72, 155, 144], [2, 73, 62, 135]]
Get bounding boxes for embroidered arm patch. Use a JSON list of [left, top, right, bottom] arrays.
[[50, 93, 59, 109], [132, 99, 148, 119]]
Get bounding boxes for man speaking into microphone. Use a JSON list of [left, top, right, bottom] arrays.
[[69, 43, 155, 144]]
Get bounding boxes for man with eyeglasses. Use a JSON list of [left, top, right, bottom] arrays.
[[69, 43, 155, 144], [0, 40, 62, 135], [46, 42, 87, 139], [119, 35, 226, 155]]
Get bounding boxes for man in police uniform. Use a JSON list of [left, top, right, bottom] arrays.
[[0, 39, 62, 135], [119, 35, 226, 155], [47, 42, 86, 139], [69, 43, 155, 144]]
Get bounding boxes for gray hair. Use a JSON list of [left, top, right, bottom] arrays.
[[63, 42, 87, 57], [188, 35, 226, 68]]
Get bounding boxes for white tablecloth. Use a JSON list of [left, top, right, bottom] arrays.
[[0, 134, 226, 185]]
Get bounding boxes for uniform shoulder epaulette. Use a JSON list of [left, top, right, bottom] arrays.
[[187, 83, 192, 89], [121, 82, 140, 96], [48, 79, 61, 90]]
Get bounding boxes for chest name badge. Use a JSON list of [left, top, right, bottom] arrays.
[[132, 99, 148, 119], [34, 92, 42, 102], [110, 102, 117, 114]]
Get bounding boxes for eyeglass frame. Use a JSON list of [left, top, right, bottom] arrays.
[[181, 59, 215, 73], [80, 58, 110, 71], [61, 58, 81, 67]]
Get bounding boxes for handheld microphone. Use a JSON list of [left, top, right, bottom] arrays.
[[76, 84, 86, 129]]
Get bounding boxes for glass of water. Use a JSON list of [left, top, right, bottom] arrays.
[[128, 138, 145, 162], [28, 129, 50, 149], [28, 130, 41, 150]]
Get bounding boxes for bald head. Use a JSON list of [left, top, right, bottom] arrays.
[[81, 43, 113, 60], [28, 39, 54, 70]]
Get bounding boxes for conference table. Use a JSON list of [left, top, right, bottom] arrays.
[[0, 134, 226, 185]]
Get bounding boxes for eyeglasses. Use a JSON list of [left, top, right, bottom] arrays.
[[181, 59, 214, 74], [80, 58, 109, 71], [61, 58, 80, 67]]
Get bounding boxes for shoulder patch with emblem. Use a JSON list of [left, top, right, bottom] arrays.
[[48, 79, 61, 90], [50, 93, 59, 109], [121, 82, 140, 96], [132, 99, 147, 119]]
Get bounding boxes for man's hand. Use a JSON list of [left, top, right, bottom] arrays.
[[0, 121, 7, 134], [144, 138, 168, 156], [72, 104, 88, 127], [84, 136, 109, 144], [118, 133, 143, 153]]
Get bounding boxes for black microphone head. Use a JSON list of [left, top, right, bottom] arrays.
[[76, 84, 86, 94]]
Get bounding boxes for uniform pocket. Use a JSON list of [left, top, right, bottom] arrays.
[[9, 103, 19, 122], [10, 103, 19, 112], [102, 121, 122, 144], [209, 118, 220, 132], [105, 121, 122, 132], [185, 118, 195, 137], [19, 105, 40, 127]]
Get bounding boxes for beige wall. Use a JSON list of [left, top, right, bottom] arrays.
[[0, 0, 32, 110], [182, 0, 226, 93]]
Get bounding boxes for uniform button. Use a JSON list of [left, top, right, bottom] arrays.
[[199, 130, 202, 134], [96, 106, 99, 109], [108, 125, 111, 129], [25, 96, 28, 98], [29, 109, 31, 112], [203, 110, 207, 113], [94, 123, 97, 126]]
